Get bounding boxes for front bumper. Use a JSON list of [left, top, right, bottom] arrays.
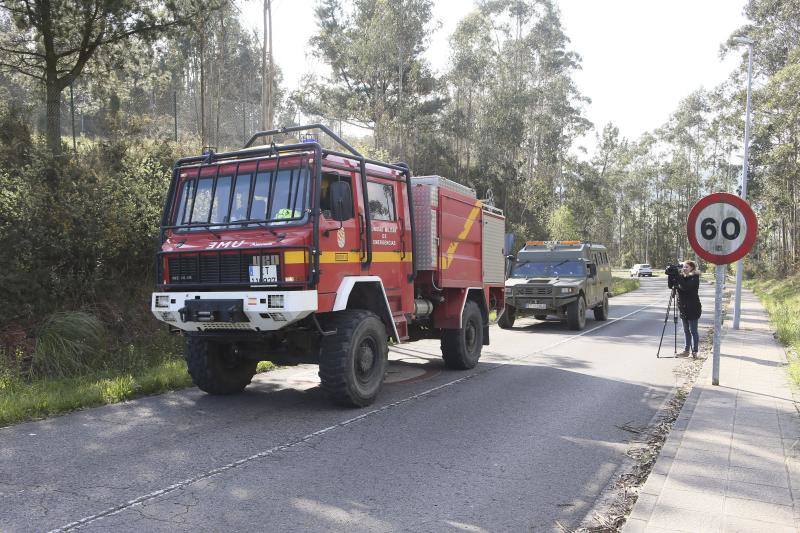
[[151, 290, 318, 332], [505, 294, 576, 313]]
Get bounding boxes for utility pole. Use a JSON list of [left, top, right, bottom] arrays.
[[732, 36, 754, 330], [69, 83, 76, 152], [261, 0, 274, 136]]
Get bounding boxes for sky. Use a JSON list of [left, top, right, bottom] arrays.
[[240, 0, 748, 150]]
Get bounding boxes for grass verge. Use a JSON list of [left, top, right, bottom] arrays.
[[745, 276, 800, 385], [611, 276, 640, 297], [0, 357, 193, 427], [1, 342, 278, 428]]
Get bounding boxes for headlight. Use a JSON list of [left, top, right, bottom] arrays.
[[155, 295, 171, 308], [560, 287, 576, 294]]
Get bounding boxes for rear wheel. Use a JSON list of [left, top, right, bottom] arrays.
[[441, 300, 483, 369], [497, 305, 515, 329], [319, 310, 388, 407], [593, 293, 609, 321], [185, 337, 257, 395], [566, 297, 587, 330]]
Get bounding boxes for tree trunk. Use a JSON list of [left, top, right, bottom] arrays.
[[46, 78, 63, 158]]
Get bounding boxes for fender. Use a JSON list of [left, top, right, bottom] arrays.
[[433, 286, 488, 332], [332, 276, 400, 342], [458, 287, 485, 329], [463, 287, 490, 345]]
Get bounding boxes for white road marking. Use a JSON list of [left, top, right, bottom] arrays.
[[51, 302, 655, 532]]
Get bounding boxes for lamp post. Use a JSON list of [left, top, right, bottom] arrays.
[[732, 36, 753, 331]]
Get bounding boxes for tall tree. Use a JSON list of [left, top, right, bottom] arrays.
[[304, 0, 439, 156], [0, 0, 220, 160]]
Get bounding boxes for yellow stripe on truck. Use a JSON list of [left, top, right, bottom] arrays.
[[283, 251, 413, 264], [442, 200, 482, 269]]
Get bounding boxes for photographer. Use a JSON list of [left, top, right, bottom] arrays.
[[667, 260, 702, 356]]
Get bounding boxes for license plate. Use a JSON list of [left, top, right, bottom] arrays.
[[249, 264, 278, 283], [525, 303, 547, 309]]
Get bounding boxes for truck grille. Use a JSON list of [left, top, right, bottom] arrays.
[[165, 251, 280, 286], [516, 286, 553, 296]]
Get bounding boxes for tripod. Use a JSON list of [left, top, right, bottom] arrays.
[[656, 287, 678, 358]]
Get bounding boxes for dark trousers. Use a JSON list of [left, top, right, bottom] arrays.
[[681, 318, 699, 352]]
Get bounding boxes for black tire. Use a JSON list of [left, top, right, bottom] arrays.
[[593, 293, 609, 321], [566, 296, 587, 330], [441, 300, 484, 370], [319, 310, 388, 407], [497, 305, 515, 329], [533, 314, 548, 320], [185, 337, 257, 395]]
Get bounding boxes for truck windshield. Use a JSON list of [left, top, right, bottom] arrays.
[[511, 260, 585, 278], [172, 164, 310, 229]]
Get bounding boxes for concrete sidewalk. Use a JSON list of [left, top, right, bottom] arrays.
[[624, 289, 800, 532]]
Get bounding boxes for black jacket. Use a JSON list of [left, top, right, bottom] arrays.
[[669, 271, 702, 320]]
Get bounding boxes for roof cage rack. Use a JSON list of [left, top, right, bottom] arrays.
[[244, 123, 362, 158]]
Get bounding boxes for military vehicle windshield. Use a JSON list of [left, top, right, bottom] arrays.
[[511, 259, 585, 278]]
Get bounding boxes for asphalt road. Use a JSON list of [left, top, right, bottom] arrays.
[[1, 278, 715, 532]]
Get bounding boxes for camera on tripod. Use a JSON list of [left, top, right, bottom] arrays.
[[665, 263, 682, 286]]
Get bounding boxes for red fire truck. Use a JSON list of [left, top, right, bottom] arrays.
[[151, 124, 506, 406]]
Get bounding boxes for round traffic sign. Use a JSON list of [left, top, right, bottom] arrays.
[[687, 192, 757, 264]]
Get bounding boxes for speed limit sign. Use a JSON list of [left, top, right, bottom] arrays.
[[687, 192, 757, 265]]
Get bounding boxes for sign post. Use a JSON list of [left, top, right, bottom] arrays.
[[687, 193, 757, 386]]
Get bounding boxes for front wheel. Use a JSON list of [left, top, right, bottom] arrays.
[[319, 310, 388, 407], [441, 300, 484, 369], [185, 337, 258, 395], [497, 305, 515, 329], [593, 293, 609, 321], [566, 297, 587, 330]]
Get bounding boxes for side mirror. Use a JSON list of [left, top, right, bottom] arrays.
[[329, 181, 354, 221], [588, 264, 597, 278], [505, 255, 516, 277]]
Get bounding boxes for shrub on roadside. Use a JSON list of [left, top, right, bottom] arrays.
[[31, 311, 106, 378], [746, 276, 800, 386]]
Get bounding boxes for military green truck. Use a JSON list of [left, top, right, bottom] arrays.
[[498, 241, 613, 331]]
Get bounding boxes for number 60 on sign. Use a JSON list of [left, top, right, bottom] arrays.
[[687, 192, 757, 265]]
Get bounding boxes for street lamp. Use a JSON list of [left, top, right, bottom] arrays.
[[732, 36, 754, 331]]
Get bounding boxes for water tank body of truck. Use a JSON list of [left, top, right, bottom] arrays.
[[151, 124, 506, 407]]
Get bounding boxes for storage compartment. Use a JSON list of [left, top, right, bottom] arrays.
[[411, 182, 438, 270], [482, 207, 505, 284]]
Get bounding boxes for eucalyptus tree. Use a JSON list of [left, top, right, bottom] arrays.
[[473, 0, 590, 239], [306, 0, 439, 158], [0, 0, 222, 162]]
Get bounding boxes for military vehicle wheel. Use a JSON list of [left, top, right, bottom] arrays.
[[442, 300, 483, 369], [319, 310, 388, 407], [497, 305, 515, 329], [566, 296, 587, 330], [593, 293, 609, 321], [185, 337, 257, 395], [534, 314, 548, 320]]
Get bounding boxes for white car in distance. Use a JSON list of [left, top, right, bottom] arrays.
[[630, 263, 653, 277]]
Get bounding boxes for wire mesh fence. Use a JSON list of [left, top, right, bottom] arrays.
[[32, 79, 268, 154]]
